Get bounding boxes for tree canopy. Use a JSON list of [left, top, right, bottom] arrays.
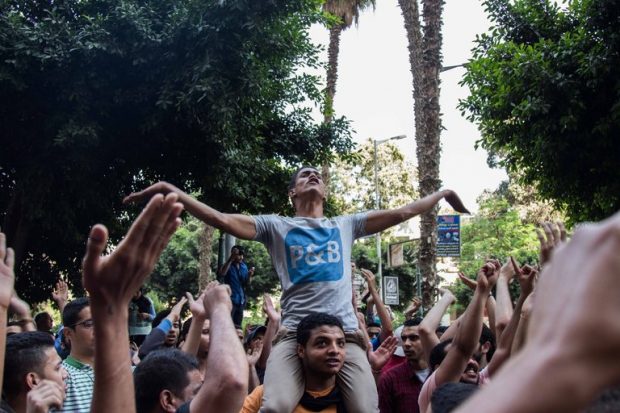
[[0, 0, 354, 302], [460, 0, 620, 224]]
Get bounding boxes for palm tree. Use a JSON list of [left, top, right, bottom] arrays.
[[322, 0, 375, 186], [398, 0, 444, 309]]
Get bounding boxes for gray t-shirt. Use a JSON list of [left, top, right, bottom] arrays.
[[253, 213, 367, 331]]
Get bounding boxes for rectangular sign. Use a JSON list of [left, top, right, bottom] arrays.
[[383, 276, 399, 305], [437, 215, 461, 257], [388, 243, 404, 267]]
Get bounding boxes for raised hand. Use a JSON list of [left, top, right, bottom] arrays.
[[262, 294, 280, 322], [457, 272, 478, 291], [202, 283, 233, 317], [368, 335, 398, 371], [52, 280, 69, 306], [246, 340, 264, 366], [476, 259, 501, 292], [0, 229, 15, 310], [123, 181, 180, 205], [536, 221, 567, 266], [443, 190, 471, 214], [26, 379, 65, 413], [360, 268, 377, 290], [169, 297, 188, 322], [82, 193, 183, 307], [510, 257, 537, 298], [499, 258, 516, 282], [186, 290, 207, 320]]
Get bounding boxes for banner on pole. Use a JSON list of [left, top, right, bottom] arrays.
[[383, 276, 399, 305]]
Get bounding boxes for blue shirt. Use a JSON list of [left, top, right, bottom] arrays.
[[224, 261, 249, 305]]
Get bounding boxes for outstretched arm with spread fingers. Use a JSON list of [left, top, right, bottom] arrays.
[[84, 193, 184, 413], [418, 288, 455, 362], [365, 190, 469, 235], [124, 181, 256, 240]]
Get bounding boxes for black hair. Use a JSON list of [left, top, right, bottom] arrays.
[[429, 339, 453, 372], [134, 349, 199, 413], [3, 332, 55, 397], [367, 322, 381, 329], [296, 313, 344, 346], [232, 245, 245, 255], [479, 324, 496, 362], [288, 166, 319, 191], [403, 317, 423, 327], [152, 309, 171, 329], [34, 312, 52, 330], [436, 325, 449, 335], [62, 297, 90, 328], [181, 317, 193, 343], [431, 382, 479, 413]]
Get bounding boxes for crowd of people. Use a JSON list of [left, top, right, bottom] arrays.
[[1, 166, 620, 413]]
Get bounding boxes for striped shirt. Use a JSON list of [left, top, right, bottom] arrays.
[[51, 356, 94, 413]]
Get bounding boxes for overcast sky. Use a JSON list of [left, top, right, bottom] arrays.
[[309, 0, 508, 212]]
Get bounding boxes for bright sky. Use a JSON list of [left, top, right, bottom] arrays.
[[309, 0, 508, 212]]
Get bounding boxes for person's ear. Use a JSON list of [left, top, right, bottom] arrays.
[[297, 343, 305, 360], [25, 372, 40, 390], [159, 390, 178, 413], [64, 328, 74, 345], [481, 341, 491, 355]]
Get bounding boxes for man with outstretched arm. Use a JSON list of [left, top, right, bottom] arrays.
[[125, 166, 469, 413]]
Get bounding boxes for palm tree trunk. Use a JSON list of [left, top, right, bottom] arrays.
[[322, 24, 344, 190], [198, 223, 215, 290], [399, 0, 444, 309]]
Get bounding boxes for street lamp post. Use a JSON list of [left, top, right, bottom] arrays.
[[373, 134, 407, 298]]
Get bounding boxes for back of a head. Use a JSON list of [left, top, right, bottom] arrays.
[[479, 324, 496, 362], [429, 339, 453, 373], [296, 313, 344, 346], [3, 331, 55, 398], [134, 349, 199, 413], [431, 382, 478, 413], [404, 317, 423, 327], [62, 297, 90, 327], [34, 312, 52, 330]]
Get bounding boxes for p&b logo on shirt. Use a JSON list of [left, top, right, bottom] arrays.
[[285, 227, 344, 284]]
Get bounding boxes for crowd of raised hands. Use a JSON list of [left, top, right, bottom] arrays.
[[2, 193, 620, 413]]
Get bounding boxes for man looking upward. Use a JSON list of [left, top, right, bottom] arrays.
[[125, 166, 468, 412]]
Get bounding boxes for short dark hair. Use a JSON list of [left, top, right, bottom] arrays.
[[232, 245, 245, 255], [403, 317, 423, 327], [34, 312, 52, 329], [296, 313, 344, 346], [134, 349, 199, 413], [479, 324, 496, 362], [367, 322, 381, 329], [431, 382, 478, 413], [288, 166, 319, 191], [429, 339, 453, 372], [3, 332, 55, 397], [63, 297, 90, 328]]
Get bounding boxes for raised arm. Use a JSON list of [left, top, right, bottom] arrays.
[[0, 229, 16, 393], [124, 181, 256, 240], [52, 280, 69, 315], [83, 192, 184, 413], [360, 269, 393, 340], [435, 261, 499, 385], [365, 189, 469, 235], [189, 284, 248, 413], [257, 294, 280, 370], [182, 289, 208, 356], [486, 260, 536, 376], [494, 259, 515, 339], [418, 289, 455, 363]]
